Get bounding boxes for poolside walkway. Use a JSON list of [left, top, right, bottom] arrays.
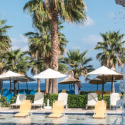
[[0, 107, 122, 115]]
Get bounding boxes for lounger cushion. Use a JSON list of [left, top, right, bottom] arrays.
[[87, 93, 97, 106], [49, 114, 62, 118], [11, 94, 26, 106], [31, 92, 44, 107], [14, 100, 31, 117], [58, 93, 68, 106], [110, 93, 120, 106], [14, 112, 28, 117]]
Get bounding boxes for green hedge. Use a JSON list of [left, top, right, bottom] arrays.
[[26, 94, 111, 108], [0, 94, 123, 108]]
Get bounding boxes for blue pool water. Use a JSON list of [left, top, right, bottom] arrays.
[[0, 114, 123, 125], [2, 82, 120, 92]]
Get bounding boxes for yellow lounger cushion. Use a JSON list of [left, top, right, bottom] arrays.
[[93, 115, 105, 119], [49, 114, 62, 118], [14, 112, 28, 117], [93, 101, 106, 119], [49, 101, 64, 118], [14, 100, 31, 117]]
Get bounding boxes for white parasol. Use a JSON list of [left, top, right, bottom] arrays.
[[87, 66, 121, 99], [33, 68, 66, 109]]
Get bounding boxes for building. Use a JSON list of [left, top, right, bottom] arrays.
[[115, 0, 125, 7]]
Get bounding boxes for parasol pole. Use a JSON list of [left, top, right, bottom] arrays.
[[14, 80, 16, 96], [97, 82, 98, 91], [69, 82, 70, 91], [18, 83, 19, 92], [111, 75, 113, 92], [26, 80, 28, 93], [47, 79, 51, 107], [10, 77, 12, 97], [102, 75, 104, 100]]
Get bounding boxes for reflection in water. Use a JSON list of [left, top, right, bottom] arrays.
[[0, 114, 124, 124], [19, 116, 31, 125]]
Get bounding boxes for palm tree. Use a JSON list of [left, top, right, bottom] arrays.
[[63, 49, 93, 79], [94, 31, 125, 92], [23, 0, 86, 93], [0, 18, 13, 91], [3, 49, 31, 95], [25, 21, 68, 93]]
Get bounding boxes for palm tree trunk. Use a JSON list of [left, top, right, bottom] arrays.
[[14, 80, 17, 96], [45, 57, 50, 92], [0, 62, 3, 92], [51, 3, 59, 94], [52, 78, 58, 93], [111, 65, 116, 93], [49, 79, 53, 94], [37, 78, 40, 92]]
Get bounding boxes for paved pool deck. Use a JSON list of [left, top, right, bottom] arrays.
[[0, 107, 123, 115]]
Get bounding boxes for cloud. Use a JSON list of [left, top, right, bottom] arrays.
[[85, 16, 95, 26], [82, 34, 103, 49], [72, 47, 80, 49], [79, 16, 95, 28], [107, 12, 115, 19], [11, 34, 29, 51], [1, 11, 7, 15]]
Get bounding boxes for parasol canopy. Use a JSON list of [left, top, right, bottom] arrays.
[[33, 68, 66, 109], [89, 78, 117, 84], [96, 68, 123, 92], [33, 68, 66, 79], [59, 75, 81, 91], [0, 71, 25, 80], [87, 66, 120, 76], [0, 71, 25, 97], [89, 78, 106, 85], [59, 75, 81, 84], [14, 75, 36, 83], [87, 66, 121, 99], [97, 70, 123, 80]]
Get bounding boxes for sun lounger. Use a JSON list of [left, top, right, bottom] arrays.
[[3, 89, 9, 96], [110, 93, 120, 109], [93, 101, 106, 119], [25, 90, 29, 95], [14, 100, 31, 117], [62, 89, 66, 93], [30, 90, 35, 95], [105, 91, 111, 94], [2, 89, 14, 102], [19, 90, 25, 94], [68, 90, 75, 94], [31, 92, 44, 109], [86, 93, 98, 109], [95, 90, 102, 95], [58, 93, 68, 109], [11, 94, 26, 108], [49, 101, 64, 118], [58, 90, 62, 93]]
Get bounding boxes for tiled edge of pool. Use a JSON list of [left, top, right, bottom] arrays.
[[0, 111, 122, 115], [0, 123, 115, 125]]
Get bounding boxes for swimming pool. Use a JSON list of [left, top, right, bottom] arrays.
[[0, 114, 123, 125]]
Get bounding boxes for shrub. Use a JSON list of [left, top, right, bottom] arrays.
[[44, 94, 58, 106], [10, 96, 16, 104], [0, 93, 121, 108], [0, 96, 10, 107], [26, 94, 34, 103]]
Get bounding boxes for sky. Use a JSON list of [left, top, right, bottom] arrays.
[[0, 0, 124, 83]]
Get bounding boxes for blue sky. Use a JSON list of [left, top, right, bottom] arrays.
[[0, 0, 124, 83]]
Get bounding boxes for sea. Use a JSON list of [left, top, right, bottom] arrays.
[[2, 82, 121, 92]]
